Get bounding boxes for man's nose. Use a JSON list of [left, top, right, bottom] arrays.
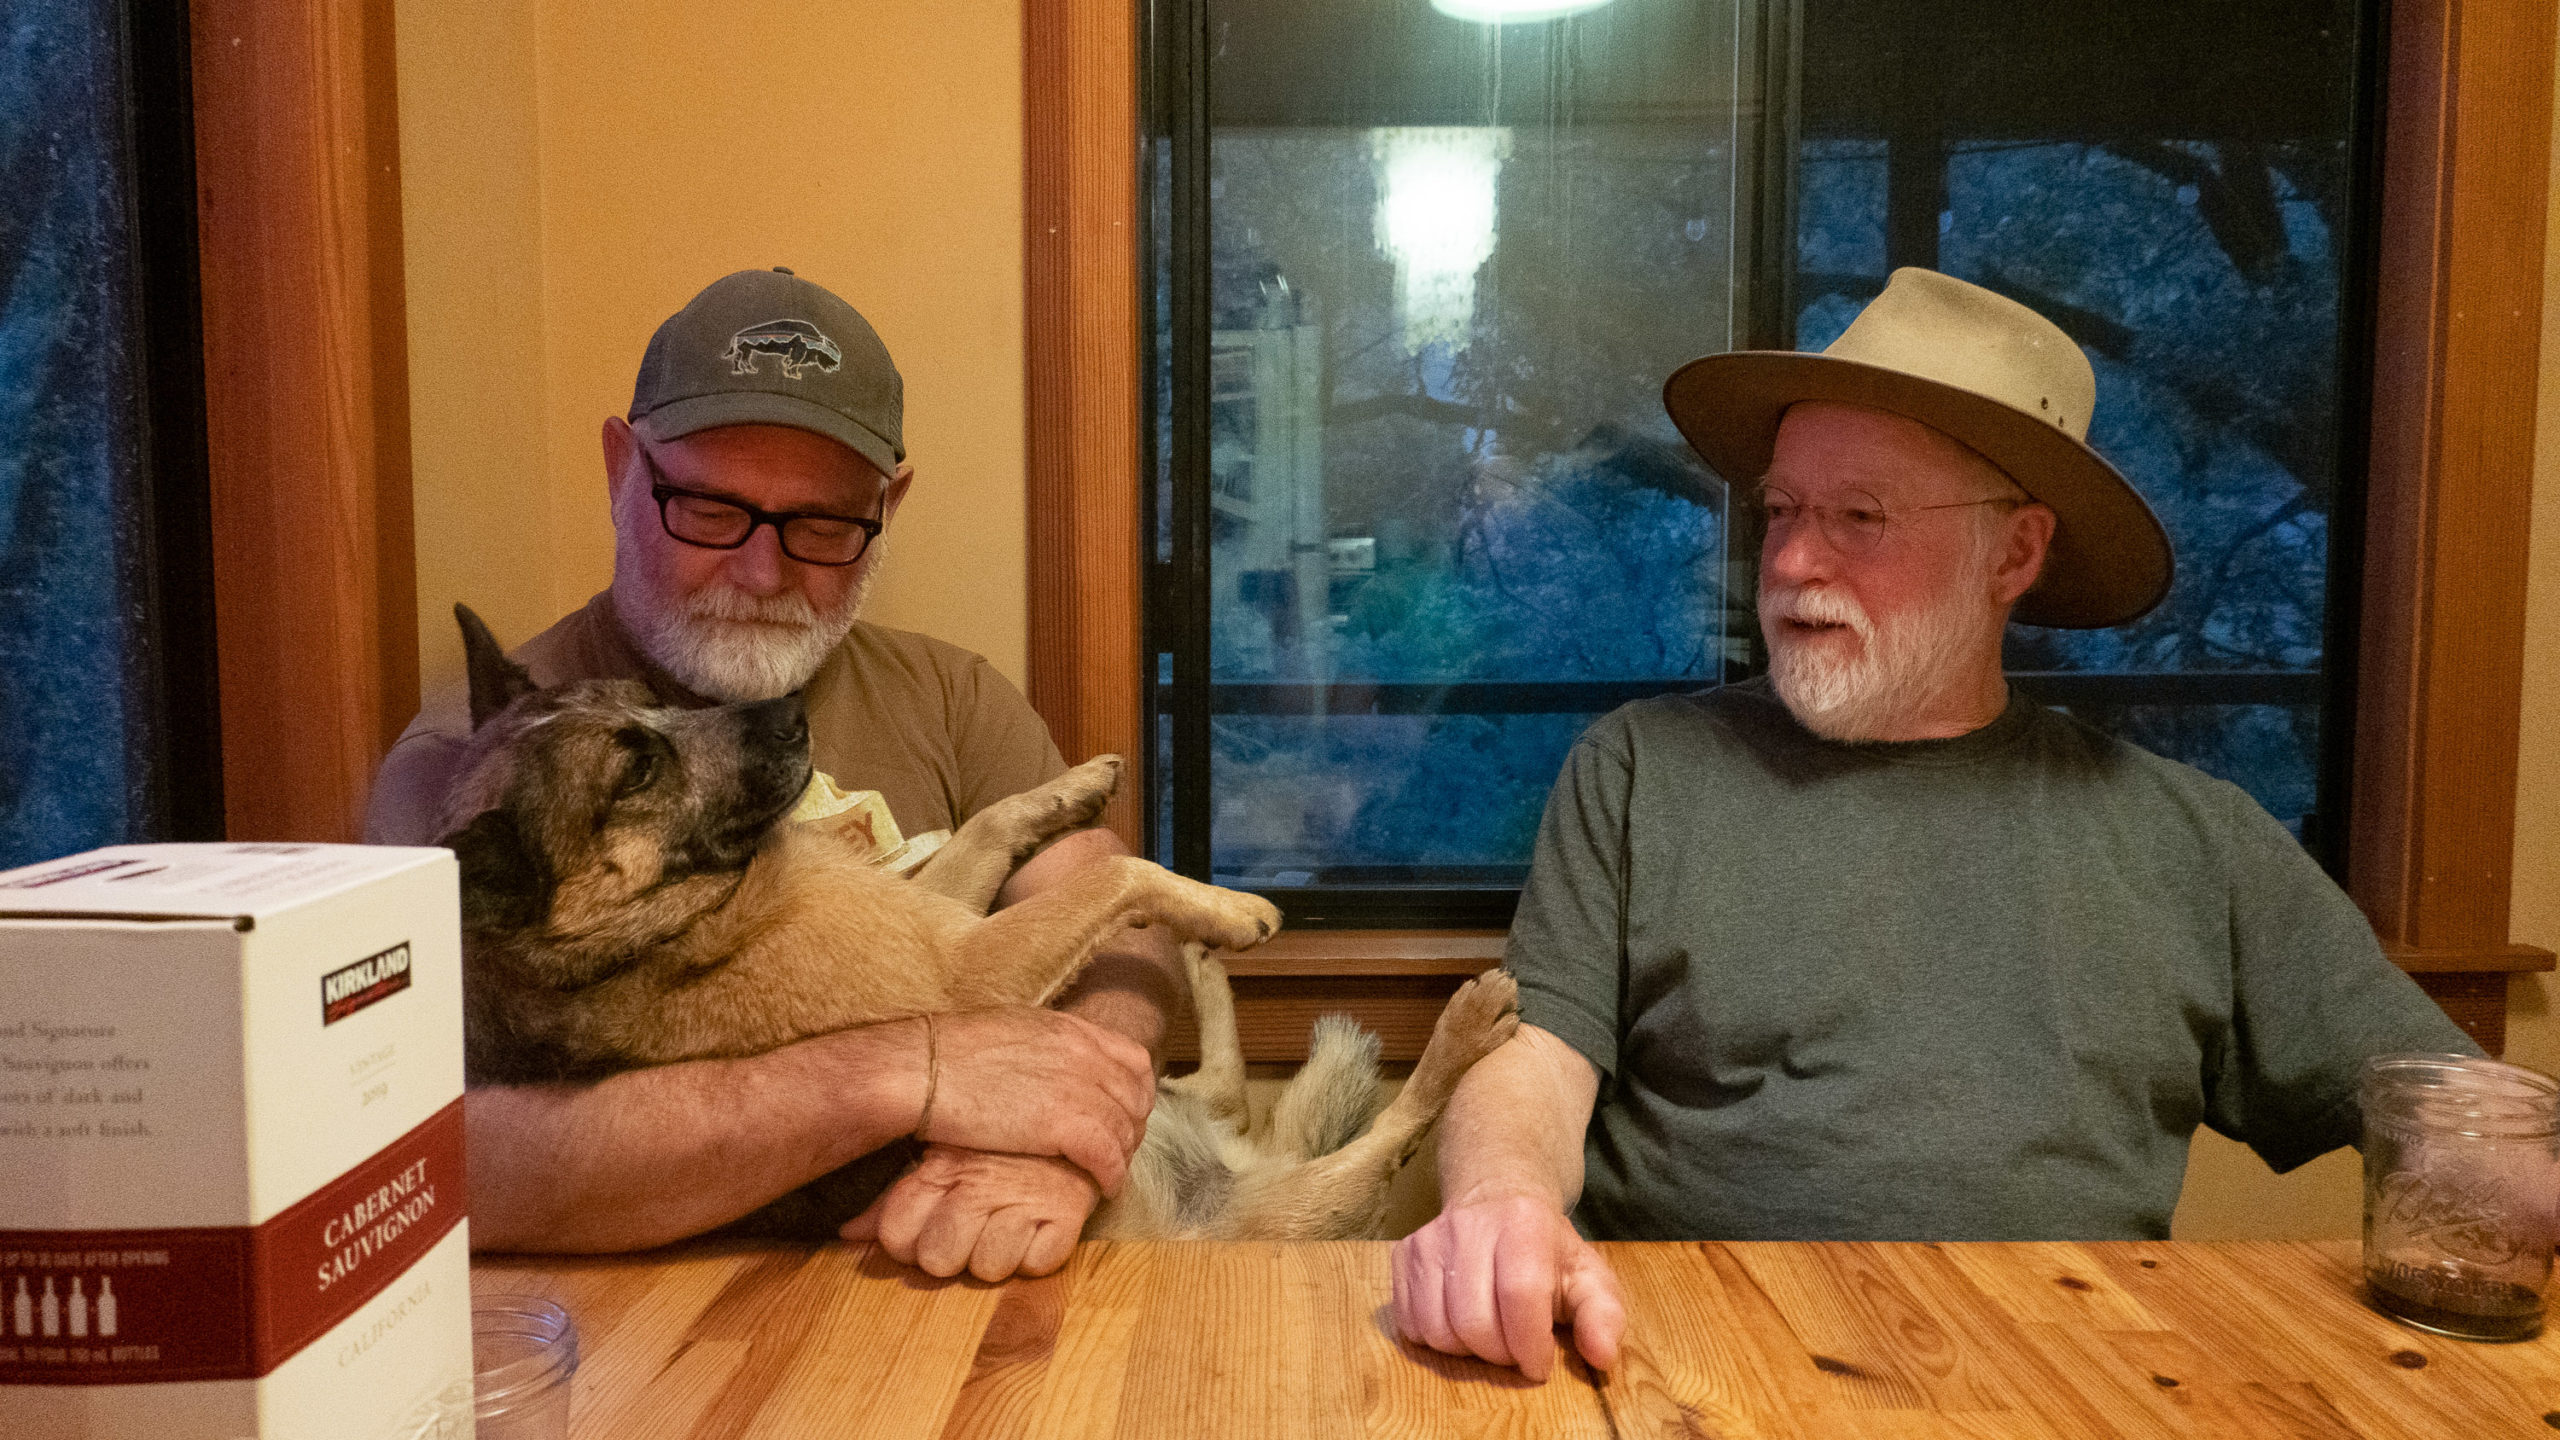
[[721, 522, 790, 594], [1759, 513, 1839, 588]]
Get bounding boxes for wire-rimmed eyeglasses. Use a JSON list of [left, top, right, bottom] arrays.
[[1754, 482, 2023, 559], [638, 444, 884, 567]]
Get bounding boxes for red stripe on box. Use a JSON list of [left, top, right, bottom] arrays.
[[0, 1097, 468, 1385]]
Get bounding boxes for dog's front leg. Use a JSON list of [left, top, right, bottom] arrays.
[[939, 855, 1279, 1011], [908, 755, 1126, 911]]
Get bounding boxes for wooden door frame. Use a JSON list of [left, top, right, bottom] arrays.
[[193, 0, 418, 844]]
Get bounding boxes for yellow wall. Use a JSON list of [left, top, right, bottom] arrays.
[[395, 0, 1030, 696], [395, 6, 2557, 1241]]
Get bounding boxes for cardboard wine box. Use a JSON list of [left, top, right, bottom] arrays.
[[0, 844, 473, 1439]]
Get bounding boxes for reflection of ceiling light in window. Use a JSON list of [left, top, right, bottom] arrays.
[[1371, 126, 1511, 355], [1430, 0, 1612, 23]]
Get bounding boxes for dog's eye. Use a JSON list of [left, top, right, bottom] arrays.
[[612, 728, 662, 798]]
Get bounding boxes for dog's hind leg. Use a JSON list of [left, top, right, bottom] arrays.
[[908, 755, 1126, 911], [1156, 943, 1250, 1129], [1213, 969, 1518, 1240]]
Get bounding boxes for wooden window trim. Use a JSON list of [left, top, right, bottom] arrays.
[[194, 0, 418, 844], [1026, 0, 2557, 1059]]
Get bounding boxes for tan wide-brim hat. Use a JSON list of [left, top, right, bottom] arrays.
[[1662, 267, 2172, 629]]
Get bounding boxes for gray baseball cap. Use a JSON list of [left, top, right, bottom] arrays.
[[628, 267, 904, 476]]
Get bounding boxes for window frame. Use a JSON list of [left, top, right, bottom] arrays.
[[1023, 0, 2556, 1058]]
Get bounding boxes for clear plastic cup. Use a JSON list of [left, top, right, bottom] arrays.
[[2360, 1053, 2560, 1341], [472, 1295, 580, 1437]]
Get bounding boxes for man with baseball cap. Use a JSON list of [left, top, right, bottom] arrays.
[[368, 268, 1178, 1277], [1389, 269, 2478, 1380]]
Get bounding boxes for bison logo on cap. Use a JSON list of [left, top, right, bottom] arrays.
[[724, 319, 843, 380]]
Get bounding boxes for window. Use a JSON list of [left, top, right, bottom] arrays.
[[1147, 0, 1788, 924], [1144, 0, 2379, 926], [0, 0, 219, 868]]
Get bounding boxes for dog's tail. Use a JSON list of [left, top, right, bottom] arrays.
[[1262, 1016, 1384, 1161]]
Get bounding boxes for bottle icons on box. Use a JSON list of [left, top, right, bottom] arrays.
[[7, 1272, 117, 1339]]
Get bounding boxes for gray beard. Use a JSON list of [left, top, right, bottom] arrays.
[[1760, 563, 1992, 742], [613, 538, 883, 703]]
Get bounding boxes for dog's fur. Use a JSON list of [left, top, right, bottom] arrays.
[[440, 605, 1516, 1240]]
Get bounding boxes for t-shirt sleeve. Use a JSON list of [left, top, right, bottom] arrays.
[[2202, 781, 2482, 1171], [362, 729, 471, 847], [946, 655, 1069, 821], [1506, 718, 1634, 1087]]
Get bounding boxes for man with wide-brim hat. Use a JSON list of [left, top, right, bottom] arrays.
[[1390, 269, 2476, 1382]]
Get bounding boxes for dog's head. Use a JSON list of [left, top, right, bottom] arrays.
[[436, 604, 813, 949]]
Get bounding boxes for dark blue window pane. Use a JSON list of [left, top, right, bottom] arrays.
[[1793, 138, 2349, 833], [0, 4, 160, 868]]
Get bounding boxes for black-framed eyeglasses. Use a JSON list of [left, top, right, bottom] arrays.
[[637, 445, 884, 567]]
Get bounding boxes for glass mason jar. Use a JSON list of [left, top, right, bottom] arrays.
[[471, 1294, 581, 1438], [2360, 1053, 2560, 1341]]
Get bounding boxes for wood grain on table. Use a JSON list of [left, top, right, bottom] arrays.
[[471, 1240, 2560, 1438]]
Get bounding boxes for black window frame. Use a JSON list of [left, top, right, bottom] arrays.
[[1142, 0, 2383, 928]]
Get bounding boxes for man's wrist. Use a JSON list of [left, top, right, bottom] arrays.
[[1444, 1176, 1569, 1214], [798, 1018, 936, 1154]]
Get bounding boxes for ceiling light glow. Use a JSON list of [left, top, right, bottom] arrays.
[[1429, 0, 1613, 24]]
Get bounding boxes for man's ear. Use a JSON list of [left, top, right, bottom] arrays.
[[1992, 503, 2058, 608], [879, 463, 916, 526], [439, 808, 552, 935], [457, 604, 537, 730], [601, 415, 641, 509]]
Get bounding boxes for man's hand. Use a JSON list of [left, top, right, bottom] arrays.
[[841, 1145, 1099, 1280], [921, 1008, 1156, 1194], [1391, 1192, 1625, 1382]]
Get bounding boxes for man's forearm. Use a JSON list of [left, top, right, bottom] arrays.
[[996, 825, 1184, 1066], [1053, 923, 1182, 1063], [468, 1019, 927, 1253], [1436, 1024, 1599, 1212]]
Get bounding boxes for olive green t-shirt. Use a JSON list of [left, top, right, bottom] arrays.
[[1508, 679, 2478, 1242], [365, 590, 1066, 846]]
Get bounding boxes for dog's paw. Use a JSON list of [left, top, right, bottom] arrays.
[[1196, 889, 1283, 952], [1046, 754, 1123, 829], [1431, 968, 1521, 1065]]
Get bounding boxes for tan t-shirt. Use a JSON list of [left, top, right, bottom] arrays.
[[365, 590, 1066, 846]]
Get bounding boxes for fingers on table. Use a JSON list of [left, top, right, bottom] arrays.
[[1558, 1244, 1625, 1372], [1391, 1229, 1455, 1356], [1020, 1216, 1079, 1278], [867, 1166, 962, 1270], [1442, 1214, 1521, 1370]]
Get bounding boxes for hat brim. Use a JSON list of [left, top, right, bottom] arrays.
[[635, 390, 903, 479], [1662, 351, 2173, 629]]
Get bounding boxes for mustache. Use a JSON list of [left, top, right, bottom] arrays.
[[682, 586, 824, 629], [1760, 582, 1873, 639]]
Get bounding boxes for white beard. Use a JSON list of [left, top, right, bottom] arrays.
[[1759, 539, 1999, 742], [612, 507, 882, 703]]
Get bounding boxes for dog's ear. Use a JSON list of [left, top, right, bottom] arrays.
[[457, 603, 537, 730], [439, 808, 551, 934]]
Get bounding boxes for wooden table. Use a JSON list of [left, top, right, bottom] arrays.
[[471, 1240, 2560, 1438]]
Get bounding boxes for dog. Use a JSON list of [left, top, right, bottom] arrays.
[[437, 605, 1518, 1240]]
